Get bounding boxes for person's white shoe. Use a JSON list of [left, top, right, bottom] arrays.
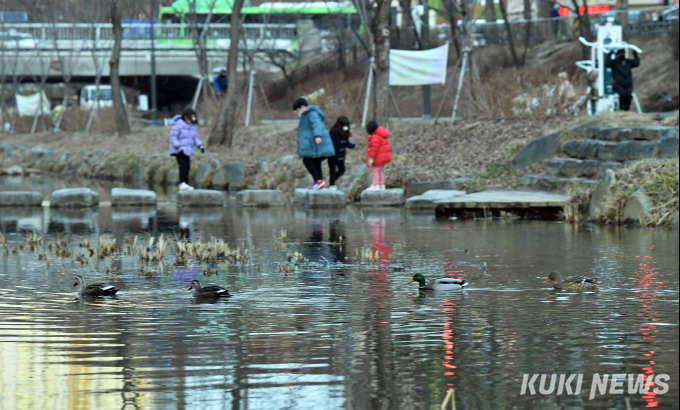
[[379, 185, 386, 190], [329, 185, 337, 190], [366, 185, 379, 191], [179, 182, 190, 191]]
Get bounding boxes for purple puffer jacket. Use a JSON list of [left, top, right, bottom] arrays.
[[168, 115, 203, 156]]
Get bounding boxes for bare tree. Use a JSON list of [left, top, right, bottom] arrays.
[[571, 0, 593, 59], [85, 1, 111, 133], [208, 0, 245, 146], [186, 0, 220, 98], [353, 0, 391, 125], [484, 0, 497, 43], [50, 1, 85, 132], [440, 0, 462, 57], [499, 0, 521, 67], [110, 0, 131, 136], [616, 0, 629, 29]]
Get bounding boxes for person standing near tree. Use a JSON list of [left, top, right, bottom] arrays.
[[213, 69, 228, 97], [169, 108, 204, 191], [327, 116, 355, 190], [293, 98, 335, 190], [605, 48, 640, 111]]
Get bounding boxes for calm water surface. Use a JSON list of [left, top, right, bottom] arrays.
[[0, 178, 678, 410]]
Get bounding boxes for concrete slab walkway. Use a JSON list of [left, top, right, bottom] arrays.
[[434, 190, 569, 209]]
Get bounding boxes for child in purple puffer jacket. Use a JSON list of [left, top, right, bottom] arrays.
[[168, 108, 204, 190]]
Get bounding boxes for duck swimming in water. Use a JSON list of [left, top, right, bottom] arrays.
[[407, 273, 468, 291], [543, 271, 599, 290], [188, 280, 231, 298], [73, 275, 118, 296]]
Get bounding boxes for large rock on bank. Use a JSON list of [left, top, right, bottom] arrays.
[[111, 188, 157, 207], [588, 169, 616, 219], [237, 189, 286, 207], [622, 189, 653, 226], [509, 119, 600, 170], [211, 162, 245, 191], [294, 188, 347, 208], [360, 188, 405, 207], [50, 188, 99, 208], [177, 189, 225, 207], [0, 191, 43, 207]]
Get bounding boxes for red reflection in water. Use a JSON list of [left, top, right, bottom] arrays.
[[631, 244, 668, 408], [439, 297, 462, 387]]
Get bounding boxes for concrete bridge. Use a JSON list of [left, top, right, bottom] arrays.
[[0, 49, 292, 79], [0, 22, 320, 78]]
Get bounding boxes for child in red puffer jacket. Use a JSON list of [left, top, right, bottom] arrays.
[[365, 120, 392, 190]]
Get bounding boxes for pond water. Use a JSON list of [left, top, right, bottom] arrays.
[[0, 177, 679, 410]]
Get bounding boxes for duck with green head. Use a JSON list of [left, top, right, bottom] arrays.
[[407, 273, 468, 291]]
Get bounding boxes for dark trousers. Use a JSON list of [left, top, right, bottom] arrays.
[[174, 153, 191, 184], [328, 158, 346, 186], [302, 158, 323, 182], [614, 84, 633, 111]]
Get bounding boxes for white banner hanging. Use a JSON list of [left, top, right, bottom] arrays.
[[389, 43, 449, 86], [15, 92, 51, 116]]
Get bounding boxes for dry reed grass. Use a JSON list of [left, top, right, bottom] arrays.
[[604, 159, 679, 227]]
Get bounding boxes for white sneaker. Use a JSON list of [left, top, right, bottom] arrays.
[[179, 182, 194, 191], [366, 185, 379, 191], [329, 185, 337, 190], [379, 185, 386, 190]]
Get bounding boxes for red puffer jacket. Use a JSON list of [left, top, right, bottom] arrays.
[[366, 126, 392, 167]]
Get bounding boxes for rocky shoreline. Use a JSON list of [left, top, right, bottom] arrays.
[[0, 142, 472, 203]]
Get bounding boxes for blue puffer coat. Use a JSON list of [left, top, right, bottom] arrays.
[[296, 105, 335, 159]]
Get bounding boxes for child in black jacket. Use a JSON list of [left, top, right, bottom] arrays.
[[327, 116, 355, 189]]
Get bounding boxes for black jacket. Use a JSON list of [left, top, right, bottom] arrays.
[[329, 129, 355, 160], [605, 52, 640, 87]]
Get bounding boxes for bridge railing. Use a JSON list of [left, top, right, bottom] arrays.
[[431, 5, 677, 47], [0, 22, 298, 50]]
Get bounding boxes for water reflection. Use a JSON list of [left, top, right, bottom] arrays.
[[0, 202, 678, 409]]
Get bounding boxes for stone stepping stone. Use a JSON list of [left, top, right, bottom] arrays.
[[360, 188, 405, 207], [0, 191, 43, 207], [177, 189, 225, 207], [237, 189, 286, 207], [111, 188, 157, 207], [294, 188, 347, 208], [50, 188, 99, 208]]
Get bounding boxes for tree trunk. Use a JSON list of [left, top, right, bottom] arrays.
[[538, 0, 552, 18], [485, 0, 497, 42], [110, 0, 130, 136], [616, 0, 629, 29], [523, 0, 532, 20], [371, 0, 391, 125], [208, 0, 244, 146], [499, 0, 521, 68]]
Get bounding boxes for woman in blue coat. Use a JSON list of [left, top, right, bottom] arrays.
[[293, 98, 335, 189]]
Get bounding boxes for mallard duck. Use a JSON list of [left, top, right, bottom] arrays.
[[407, 273, 468, 291], [543, 271, 599, 290], [188, 280, 231, 298], [73, 275, 118, 296]]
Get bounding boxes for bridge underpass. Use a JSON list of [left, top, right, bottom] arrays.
[[0, 21, 314, 109]]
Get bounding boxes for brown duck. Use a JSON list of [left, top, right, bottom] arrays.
[[543, 271, 599, 290]]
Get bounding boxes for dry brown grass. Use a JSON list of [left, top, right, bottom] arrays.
[[7, 107, 126, 134], [603, 159, 679, 227]]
